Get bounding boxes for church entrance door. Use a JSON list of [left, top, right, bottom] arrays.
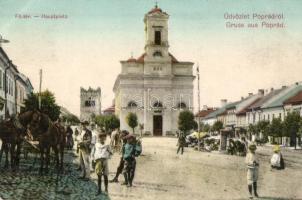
[[153, 115, 163, 136]]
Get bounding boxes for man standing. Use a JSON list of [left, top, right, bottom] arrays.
[[90, 123, 98, 171], [177, 132, 186, 155], [110, 130, 129, 183], [245, 144, 259, 199], [78, 121, 92, 181], [122, 134, 141, 187], [92, 132, 112, 195]]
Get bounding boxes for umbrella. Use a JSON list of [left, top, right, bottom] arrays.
[[190, 132, 208, 139]]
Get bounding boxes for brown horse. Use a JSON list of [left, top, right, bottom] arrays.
[[29, 111, 66, 174], [0, 110, 36, 170]]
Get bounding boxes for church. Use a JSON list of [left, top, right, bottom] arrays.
[[113, 5, 194, 136]]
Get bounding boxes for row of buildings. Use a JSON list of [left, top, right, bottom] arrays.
[[196, 82, 302, 144], [0, 46, 33, 120]]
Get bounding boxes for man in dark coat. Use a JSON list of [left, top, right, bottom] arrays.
[[110, 130, 129, 183]]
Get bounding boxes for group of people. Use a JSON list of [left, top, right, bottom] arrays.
[[245, 143, 285, 199], [75, 122, 142, 195]]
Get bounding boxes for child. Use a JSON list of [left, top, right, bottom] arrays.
[[271, 145, 285, 170], [92, 132, 112, 195], [245, 144, 259, 199], [122, 134, 140, 187]]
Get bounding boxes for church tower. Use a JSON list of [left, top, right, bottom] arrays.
[[144, 4, 170, 60]]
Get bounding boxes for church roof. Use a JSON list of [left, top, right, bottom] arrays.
[[127, 57, 137, 62], [148, 5, 168, 15], [126, 52, 179, 64]]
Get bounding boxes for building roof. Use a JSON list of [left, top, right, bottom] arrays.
[[103, 105, 115, 114], [262, 84, 302, 109], [237, 98, 262, 115], [124, 52, 179, 64], [204, 101, 240, 119], [195, 108, 217, 118], [147, 5, 168, 15], [247, 88, 285, 111], [284, 90, 302, 105]]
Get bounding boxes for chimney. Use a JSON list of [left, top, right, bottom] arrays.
[[248, 93, 253, 96], [202, 105, 208, 110], [258, 89, 264, 95], [282, 85, 287, 89], [221, 99, 227, 107]]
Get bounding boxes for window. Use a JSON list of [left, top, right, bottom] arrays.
[[154, 31, 161, 45], [153, 101, 163, 108], [6, 77, 9, 94], [263, 115, 265, 120], [272, 114, 275, 119], [279, 113, 282, 119], [127, 101, 137, 108], [0, 70, 2, 89], [153, 51, 162, 57], [85, 101, 91, 107], [177, 102, 187, 109], [268, 114, 270, 121], [153, 66, 162, 71]]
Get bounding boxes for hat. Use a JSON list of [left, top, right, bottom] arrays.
[[248, 144, 257, 151], [98, 132, 107, 138], [123, 134, 136, 140], [273, 145, 280, 153], [121, 130, 129, 136], [81, 121, 89, 125]]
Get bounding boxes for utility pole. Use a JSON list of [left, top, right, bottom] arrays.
[[197, 63, 201, 151], [39, 69, 42, 110]]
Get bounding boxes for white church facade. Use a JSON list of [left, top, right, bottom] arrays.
[[113, 5, 194, 136]]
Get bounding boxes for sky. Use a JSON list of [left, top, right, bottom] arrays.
[[0, 0, 302, 116]]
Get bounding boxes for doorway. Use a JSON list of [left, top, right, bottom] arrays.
[[153, 115, 163, 136]]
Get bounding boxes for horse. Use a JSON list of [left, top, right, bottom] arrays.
[[0, 110, 37, 170], [29, 111, 66, 174]]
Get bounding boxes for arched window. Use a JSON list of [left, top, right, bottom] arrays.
[[127, 101, 137, 108], [177, 102, 187, 109], [153, 51, 162, 57], [153, 101, 163, 108]]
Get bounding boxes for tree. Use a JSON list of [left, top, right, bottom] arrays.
[[178, 110, 195, 135], [256, 120, 270, 138], [62, 114, 80, 125], [94, 114, 120, 133], [203, 124, 211, 132], [126, 112, 138, 134], [24, 90, 60, 121], [283, 112, 301, 149], [212, 121, 223, 133], [248, 124, 257, 141], [268, 118, 283, 144], [107, 115, 120, 131]]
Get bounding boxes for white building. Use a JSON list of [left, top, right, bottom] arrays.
[[113, 5, 194, 136], [80, 87, 102, 122], [0, 47, 33, 120]]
